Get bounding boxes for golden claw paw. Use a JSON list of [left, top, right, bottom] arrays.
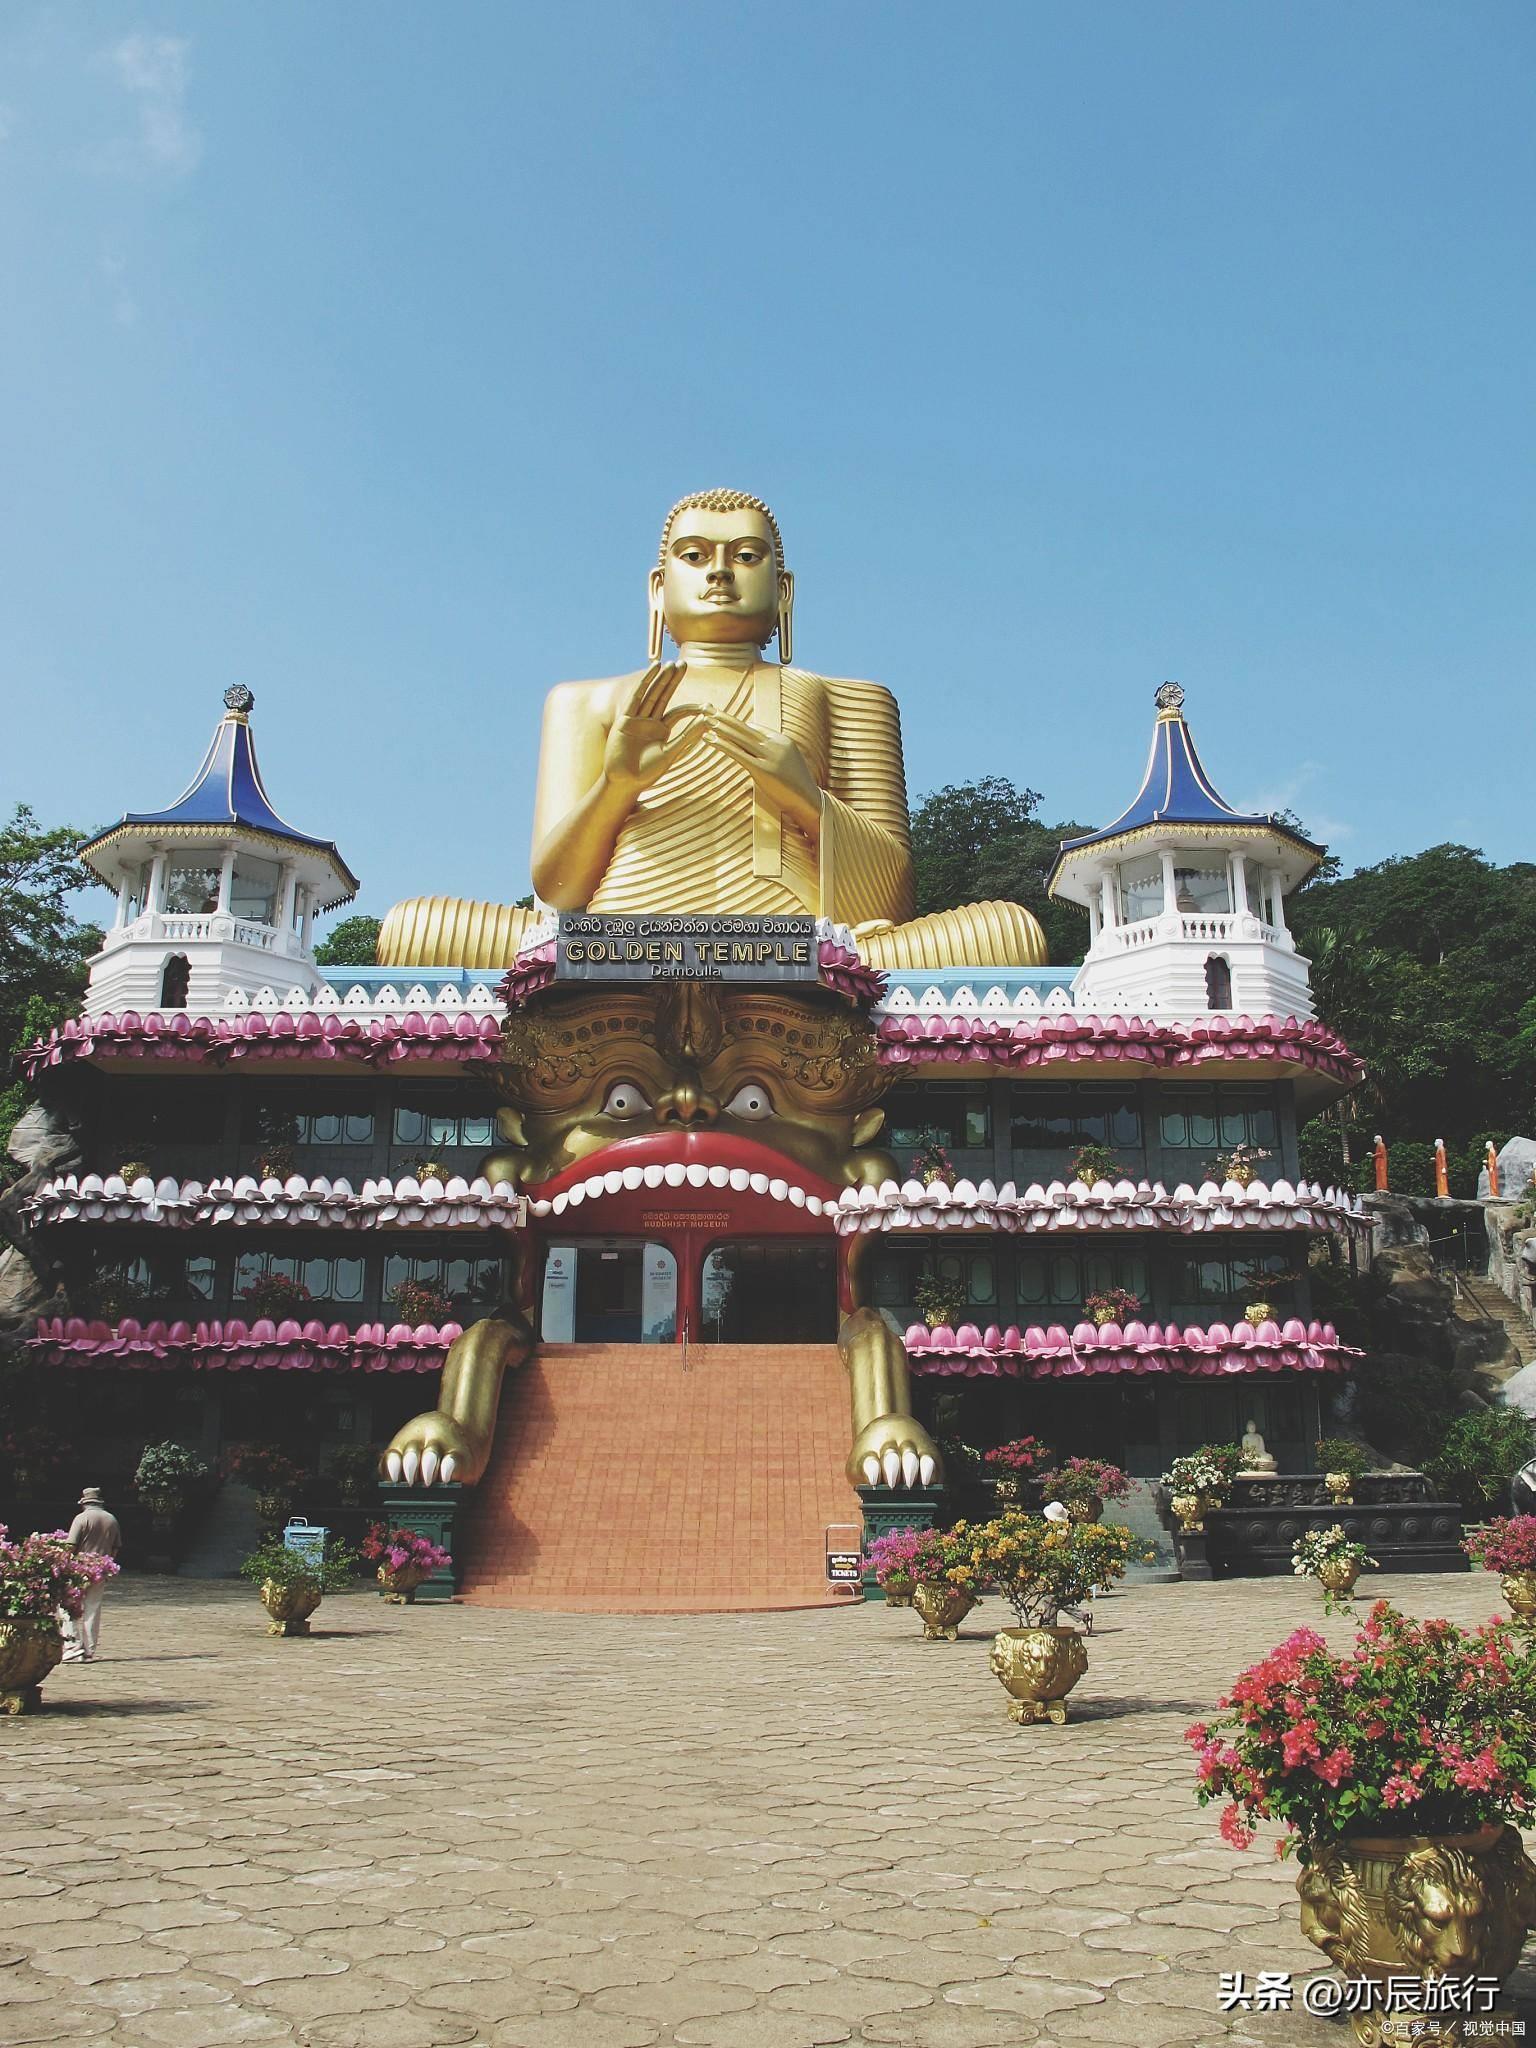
[[383, 1412, 484, 1489], [847, 1414, 942, 1491]]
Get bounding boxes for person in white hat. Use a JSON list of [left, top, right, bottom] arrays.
[[1043, 1499, 1093, 1634], [60, 1487, 122, 1663]]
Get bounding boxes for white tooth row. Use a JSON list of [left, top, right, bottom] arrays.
[[531, 1162, 824, 1219]]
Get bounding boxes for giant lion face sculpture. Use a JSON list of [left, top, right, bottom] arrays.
[[482, 984, 898, 1199]]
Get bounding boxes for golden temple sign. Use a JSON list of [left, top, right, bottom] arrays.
[[555, 914, 817, 984]]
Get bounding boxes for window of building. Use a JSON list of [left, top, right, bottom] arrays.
[[159, 955, 190, 1008], [1172, 1250, 1296, 1307], [164, 857, 222, 916], [1010, 1084, 1143, 1150], [295, 1109, 375, 1148], [97, 1252, 217, 1304], [125, 860, 153, 920], [1118, 859, 1164, 923], [391, 1101, 498, 1151], [1157, 1085, 1278, 1152], [235, 1250, 366, 1304], [382, 1252, 505, 1307], [1014, 1249, 1149, 1311], [868, 1247, 997, 1308], [1204, 954, 1233, 1009], [1173, 863, 1232, 915], [881, 1087, 991, 1153], [230, 854, 282, 925]]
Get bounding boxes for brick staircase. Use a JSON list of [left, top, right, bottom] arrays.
[[455, 1343, 864, 1611]]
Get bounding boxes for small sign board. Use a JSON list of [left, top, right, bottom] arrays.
[[283, 1517, 326, 1569], [555, 914, 818, 985], [826, 1551, 863, 1584]]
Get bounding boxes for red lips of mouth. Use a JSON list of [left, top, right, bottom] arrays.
[[530, 1129, 842, 1203]]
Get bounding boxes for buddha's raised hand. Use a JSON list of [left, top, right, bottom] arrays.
[[602, 662, 703, 795]]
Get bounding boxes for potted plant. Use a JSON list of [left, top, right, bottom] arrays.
[[907, 1524, 983, 1640], [239, 1272, 313, 1322], [411, 1159, 449, 1185], [977, 1512, 1151, 1725], [1189, 1603, 1536, 2030], [1070, 1143, 1123, 1190], [360, 1522, 452, 1603], [1083, 1288, 1140, 1329], [1463, 1517, 1536, 1627], [134, 1441, 209, 1523], [1205, 1142, 1271, 1188], [1039, 1457, 1132, 1524], [1425, 1410, 1536, 1519], [981, 1436, 1051, 1507], [0, 1526, 119, 1712], [238, 1536, 358, 1636], [1316, 1436, 1369, 1506], [1292, 1524, 1378, 1613], [1162, 1449, 1235, 1532], [226, 1444, 308, 1527], [912, 1273, 966, 1333], [388, 1278, 455, 1328], [909, 1131, 956, 1188], [329, 1444, 382, 1508], [116, 1159, 151, 1186], [864, 1526, 924, 1606]]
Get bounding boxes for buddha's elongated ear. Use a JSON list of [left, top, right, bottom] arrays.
[[647, 566, 666, 663], [776, 569, 794, 663]]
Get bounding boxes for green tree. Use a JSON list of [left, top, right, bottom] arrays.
[[1289, 845, 1536, 1182], [0, 808, 101, 1159], [313, 914, 383, 966], [909, 778, 1089, 967]]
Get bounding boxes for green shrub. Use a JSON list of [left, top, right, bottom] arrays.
[[237, 1538, 358, 1592], [1424, 1410, 1536, 1516]]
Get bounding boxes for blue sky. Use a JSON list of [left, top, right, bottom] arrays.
[[2, 3, 1532, 941]]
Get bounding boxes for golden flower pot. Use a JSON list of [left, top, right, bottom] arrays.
[[881, 1573, 915, 1608], [988, 1625, 1089, 1726], [0, 1619, 65, 1714], [1170, 1490, 1205, 1533], [911, 1584, 975, 1641], [1499, 1570, 1536, 1626], [1316, 1558, 1361, 1597], [1297, 1824, 1536, 2046], [1325, 1472, 1355, 1506], [260, 1580, 323, 1637], [377, 1563, 429, 1605]]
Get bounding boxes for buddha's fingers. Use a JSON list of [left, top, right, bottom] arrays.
[[629, 661, 687, 719], [656, 714, 708, 770]]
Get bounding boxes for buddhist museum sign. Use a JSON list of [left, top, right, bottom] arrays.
[[555, 913, 818, 984]]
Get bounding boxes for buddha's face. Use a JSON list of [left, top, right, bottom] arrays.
[[658, 505, 781, 647]]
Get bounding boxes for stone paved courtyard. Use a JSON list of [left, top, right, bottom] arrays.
[[2, 1573, 1532, 2048]]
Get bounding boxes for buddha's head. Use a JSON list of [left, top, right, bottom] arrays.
[[651, 488, 794, 657]]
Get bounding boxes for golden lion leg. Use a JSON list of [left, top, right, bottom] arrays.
[[839, 1307, 943, 1491], [383, 1309, 535, 1488]]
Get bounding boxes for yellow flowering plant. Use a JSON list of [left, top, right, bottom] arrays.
[[973, 1511, 1152, 1627], [907, 1522, 983, 1594]]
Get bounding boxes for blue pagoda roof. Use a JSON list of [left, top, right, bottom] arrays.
[[1050, 684, 1323, 872], [81, 687, 358, 905]]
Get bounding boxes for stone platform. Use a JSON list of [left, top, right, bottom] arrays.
[[1201, 1473, 1467, 1577], [3, 1573, 1534, 2047]]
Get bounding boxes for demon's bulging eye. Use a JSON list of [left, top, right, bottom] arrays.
[[601, 1082, 651, 1119], [724, 1082, 773, 1120]]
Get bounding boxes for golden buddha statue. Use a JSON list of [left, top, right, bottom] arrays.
[[378, 489, 1046, 972]]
